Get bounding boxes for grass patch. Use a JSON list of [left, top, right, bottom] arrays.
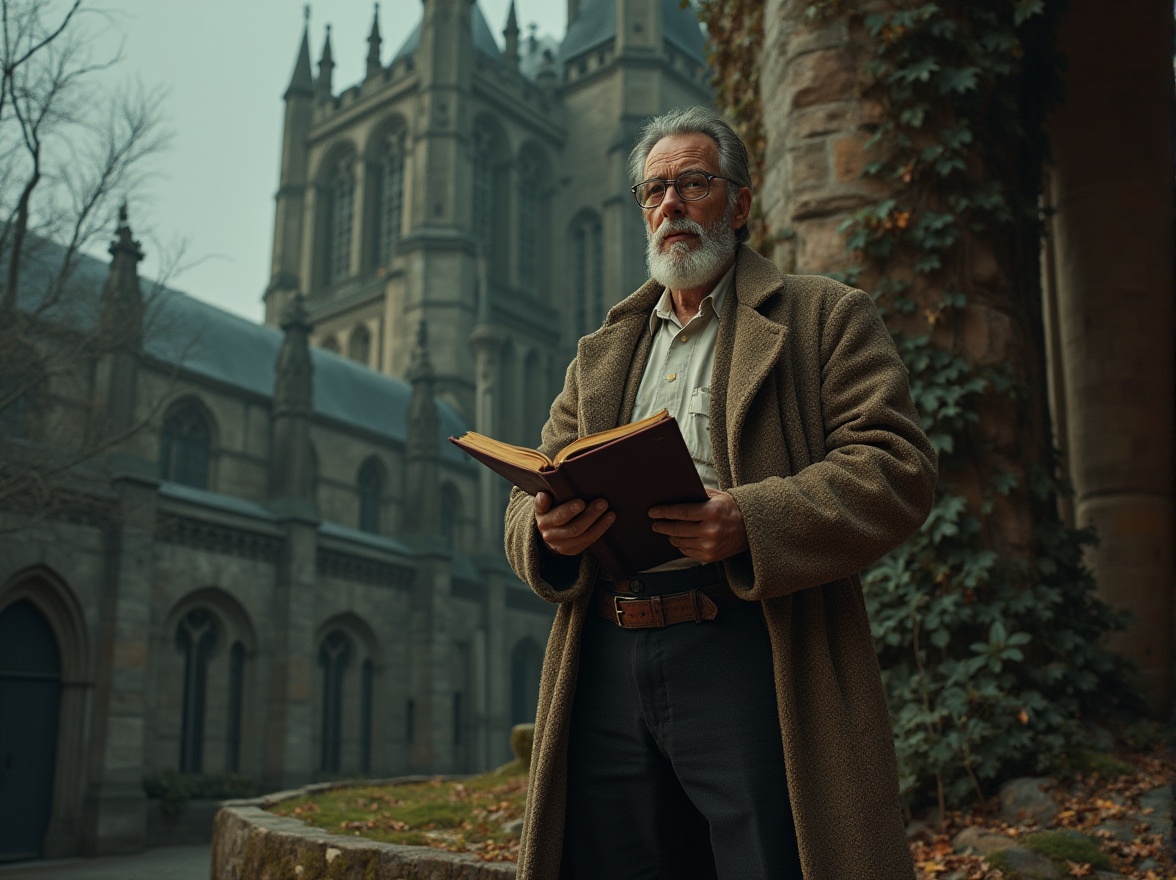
[[1022, 829, 1112, 870], [1071, 749, 1136, 779], [267, 762, 527, 861]]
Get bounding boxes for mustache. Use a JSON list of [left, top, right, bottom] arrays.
[[652, 217, 705, 246]]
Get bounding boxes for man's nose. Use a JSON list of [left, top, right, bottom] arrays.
[[659, 182, 686, 218]]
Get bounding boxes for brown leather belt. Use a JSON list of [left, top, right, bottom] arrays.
[[594, 582, 742, 629]]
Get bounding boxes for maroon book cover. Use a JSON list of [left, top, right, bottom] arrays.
[[450, 415, 707, 580]]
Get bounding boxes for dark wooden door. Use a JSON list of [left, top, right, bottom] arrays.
[[0, 599, 62, 862]]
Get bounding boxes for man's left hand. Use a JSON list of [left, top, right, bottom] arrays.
[[648, 488, 749, 562]]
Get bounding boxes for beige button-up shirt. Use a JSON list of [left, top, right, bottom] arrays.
[[629, 263, 735, 569]]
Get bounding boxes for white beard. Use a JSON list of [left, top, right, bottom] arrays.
[[645, 206, 738, 292]]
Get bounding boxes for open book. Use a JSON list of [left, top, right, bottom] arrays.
[[449, 409, 708, 581]]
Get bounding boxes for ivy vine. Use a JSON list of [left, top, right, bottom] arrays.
[[699, 0, 1139, 814]]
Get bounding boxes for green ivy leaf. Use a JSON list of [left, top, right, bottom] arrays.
[[937, 66, 980, 94], [1013, 0, 1045, 26]]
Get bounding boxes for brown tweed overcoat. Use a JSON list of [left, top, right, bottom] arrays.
[[504, 245, 938, 880]]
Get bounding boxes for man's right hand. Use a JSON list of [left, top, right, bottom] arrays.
[[534, 492, 615, 556]]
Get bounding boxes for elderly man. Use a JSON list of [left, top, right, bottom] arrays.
[[504, 106, 937, 880]]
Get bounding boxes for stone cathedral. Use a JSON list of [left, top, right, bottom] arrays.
[[0, 0, 713, 861]]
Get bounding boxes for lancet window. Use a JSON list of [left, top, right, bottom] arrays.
[[176, 609, 218, 773], [159, 400, 212, 490], [517, 154, 538, 292], [357, 457, 383, 534], [572, 214, 604, 337], [318, 630, 351, 774], [324, 155, 356, 283], [373, 130, 405, 266]]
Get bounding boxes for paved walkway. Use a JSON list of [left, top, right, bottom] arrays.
[[0, 846, 210, 880]]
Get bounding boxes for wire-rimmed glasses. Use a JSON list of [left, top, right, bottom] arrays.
[[631, 171, 731, 209]]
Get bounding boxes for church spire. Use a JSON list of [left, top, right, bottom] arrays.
[[285, 6, 314, 99], [100, 202, 145, 349], [502, 1, 519, 71], [366, 3, 383, 79], [316, 24, 334, 101]]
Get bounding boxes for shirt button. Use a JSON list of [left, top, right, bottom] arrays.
[[666, 373, 677, 382], [680, 335, 689, 342]]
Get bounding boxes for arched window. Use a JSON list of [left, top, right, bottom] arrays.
[[517, 154, 538, 292], [357, 457, 383, 533], [347, 325, 371, 366], [160, 400, 212, 490], [372, 129, 406, 266], [320, 336, 341, 354], [323, 154, 356, 283], [472, 127, 496, 253], [572, 214, 604, 337], [176, 608, 219, 773], [510, 638, 543, 727], [225, 641, 245, 773], [318, 630, 351, 774]]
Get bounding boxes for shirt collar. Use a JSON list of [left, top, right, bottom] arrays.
[[648, 262, 736, 334]]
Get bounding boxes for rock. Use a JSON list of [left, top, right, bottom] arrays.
[[999, 777, 1059, 825], [1092, 819, 1135, 843], [985, 845, 1062, 878], [1094, 872, 1129, 880], [501, 818, 523, 839], [905, 819, 933, 839], [953, 825, 1018, 856], [510, 723, 534, 768], [1137, 784, 1174, 840]]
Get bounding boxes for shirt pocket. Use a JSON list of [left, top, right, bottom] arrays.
[[684, 386, 712, 467]]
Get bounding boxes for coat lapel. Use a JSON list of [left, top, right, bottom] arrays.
[[575, 280, 662, 436], [712, 247, 789, 484]]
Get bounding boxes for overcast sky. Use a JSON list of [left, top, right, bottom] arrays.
[[91, 1, 566, 322]]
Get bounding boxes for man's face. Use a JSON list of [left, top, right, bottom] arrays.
[[641, 132, 734, 243], [641, 133, 751, 291]]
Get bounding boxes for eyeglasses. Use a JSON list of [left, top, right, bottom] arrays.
[[631, 171, 731, 209]]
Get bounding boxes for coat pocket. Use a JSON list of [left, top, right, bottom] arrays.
[[684, 386, 712, 467]]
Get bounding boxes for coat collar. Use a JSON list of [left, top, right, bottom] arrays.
[[575, 245, 791, 449]]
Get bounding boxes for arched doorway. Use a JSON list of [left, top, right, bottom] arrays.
[[0, 599, 62, 861]]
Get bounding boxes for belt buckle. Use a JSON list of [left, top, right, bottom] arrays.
[[613, 595, 636, 626], [613, 594, 663, 628]]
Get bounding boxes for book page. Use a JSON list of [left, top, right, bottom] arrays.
[[552, 409, 670, 466]]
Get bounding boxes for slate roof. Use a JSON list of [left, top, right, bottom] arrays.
[[393, 1, 502, 63], [558, 0, 707, 65], [11, 235, 470, 465]]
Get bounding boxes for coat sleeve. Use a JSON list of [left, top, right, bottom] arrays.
[[503, 356, 600, 603], [725, 288, 937, 600]]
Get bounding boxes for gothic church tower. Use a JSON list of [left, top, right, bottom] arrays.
[[264, 0, 711, 468]]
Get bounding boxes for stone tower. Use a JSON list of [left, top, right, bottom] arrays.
[[263, 0, 713, 539]]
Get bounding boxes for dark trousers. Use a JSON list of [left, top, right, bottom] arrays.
[[565, 570, 803, 880]]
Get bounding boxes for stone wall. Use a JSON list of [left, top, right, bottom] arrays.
[[211, 780, 516, 880]]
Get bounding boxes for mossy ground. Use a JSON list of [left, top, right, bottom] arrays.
[[1021, 829, 1112, 870], [910, 746, 1175, 879], [267, 761, 527, 862], [268, 748, 1173, 875]]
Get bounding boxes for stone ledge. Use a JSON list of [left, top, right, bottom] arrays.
[[211, 777, 517, 880]]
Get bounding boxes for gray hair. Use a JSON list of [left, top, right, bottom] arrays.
[[627, 106, 753, 242]]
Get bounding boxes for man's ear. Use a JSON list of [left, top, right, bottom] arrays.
[[732, 187, 752, 232]]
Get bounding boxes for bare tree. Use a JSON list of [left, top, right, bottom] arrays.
[[0, 0, 174, 532]]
